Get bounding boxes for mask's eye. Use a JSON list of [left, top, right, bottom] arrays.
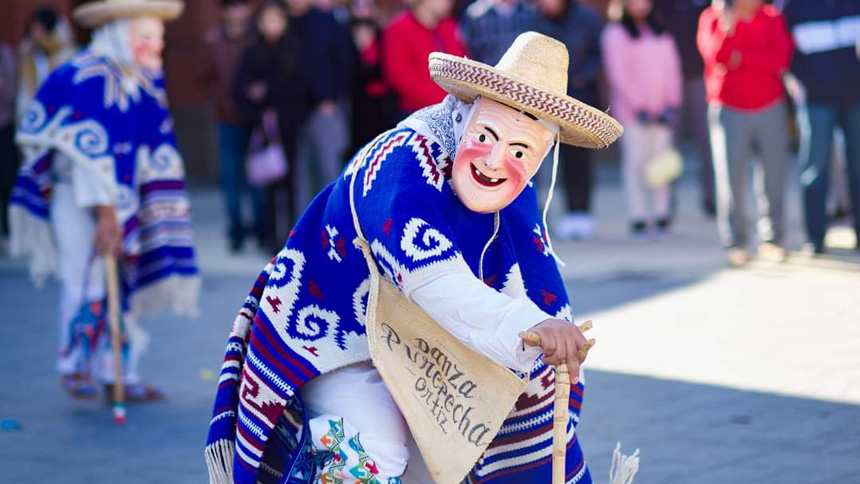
[[477, 133, 489, 144], [510, 149, 525, 160]]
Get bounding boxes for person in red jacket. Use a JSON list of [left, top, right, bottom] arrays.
[[697, 0, 793, 266], [382, 0, 468, 116]]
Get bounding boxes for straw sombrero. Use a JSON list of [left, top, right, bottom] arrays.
[[430, 32, 622, 149], [73, 0, 184, 28]]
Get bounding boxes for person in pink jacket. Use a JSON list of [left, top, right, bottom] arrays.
[[603, 0, 682, 238]]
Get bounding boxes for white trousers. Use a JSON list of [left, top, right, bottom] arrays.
[[301, 362, 441, 483], [620, 122, 674, 222], [50, 182, 140, 383]]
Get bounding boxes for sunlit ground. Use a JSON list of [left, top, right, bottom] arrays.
[[550, 164, 860, 482]]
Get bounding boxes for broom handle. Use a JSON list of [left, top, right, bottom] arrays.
[[553, 363, 570, 484], [105, 254, 124, 411], [521, 321, 594, 484]]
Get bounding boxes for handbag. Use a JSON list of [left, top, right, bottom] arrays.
[[645, 148, 683, 188], [347, 146, 528, 484], [245, 110, 288, 187]]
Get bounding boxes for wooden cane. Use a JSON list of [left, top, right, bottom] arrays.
[[521, 321, 595, 484], [104, 254, 126, 425]]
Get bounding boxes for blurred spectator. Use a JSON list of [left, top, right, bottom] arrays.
[[382, 0, 468, 116], [348, 0, 398, 153], [653, 0, 716, 216], [460, 0, 537, 66], [201, 0, 261, 252], [318, 0, 353, 23], [234, 0, 311, 249], [826, 131, 850, 223], [286, 0, 355, 218], [534, 0, 604, 240], [697, 0, 793, 266], [17, 7, 78, 121], [0, 42, 17, 247], [603, 0, 682, 238], [778, 0, 860, 254]]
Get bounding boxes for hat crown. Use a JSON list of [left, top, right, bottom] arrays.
[[74, 0, 184, 28], [493, 32, 569, 96], [91, 0, 156, 5]]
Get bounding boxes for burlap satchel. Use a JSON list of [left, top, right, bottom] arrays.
[[348, 157, 528, 484]]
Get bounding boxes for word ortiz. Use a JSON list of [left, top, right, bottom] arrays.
[[380, 323, 492, 447]]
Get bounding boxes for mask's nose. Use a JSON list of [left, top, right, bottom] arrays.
[[483, 143, 505, 170]]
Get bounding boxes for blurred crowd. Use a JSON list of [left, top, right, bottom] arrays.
[[1, 0, 859, 265]]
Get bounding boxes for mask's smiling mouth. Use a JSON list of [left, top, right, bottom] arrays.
[[470, 163, 507, 188]]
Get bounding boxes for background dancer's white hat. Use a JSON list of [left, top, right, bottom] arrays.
[[73, 0, 184, 28]]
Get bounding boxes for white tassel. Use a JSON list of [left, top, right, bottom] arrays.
[[8, 205, 58, 285], [205, 439, 236, 484], [128, 273, 201, 318], [608, 442, 640, 484]]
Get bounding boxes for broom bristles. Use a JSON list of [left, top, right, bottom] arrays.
[[608, 442, 640, 484]]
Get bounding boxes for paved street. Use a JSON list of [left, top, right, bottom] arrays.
[[1, 167, 859, 484]]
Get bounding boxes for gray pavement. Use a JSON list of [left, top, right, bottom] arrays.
[[1, 166, 859, 483]]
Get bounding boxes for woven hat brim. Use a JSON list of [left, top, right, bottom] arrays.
[[74, 1, 184, 28], [429, 53, 622, 149]]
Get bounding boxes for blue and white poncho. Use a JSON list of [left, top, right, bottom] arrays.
[[9, 50, 198, 314], [206, 97, 591, 484]]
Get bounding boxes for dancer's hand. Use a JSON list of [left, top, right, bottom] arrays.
[[522, 319, 592, 384], [94, 206, 122, 257]]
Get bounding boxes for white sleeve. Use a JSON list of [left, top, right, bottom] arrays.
[[68, 154, 114, 208], [410, 272, 547, 373]]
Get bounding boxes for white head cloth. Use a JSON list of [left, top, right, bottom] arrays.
[[88, 19, 145, 96], [89, 19, 136, 67]]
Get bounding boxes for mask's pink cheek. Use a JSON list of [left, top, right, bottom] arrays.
[[502, 156, 527, 190], [134, 45, 149, 61]]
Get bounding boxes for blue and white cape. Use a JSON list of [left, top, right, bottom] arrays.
[[10, 50, 198, 315]]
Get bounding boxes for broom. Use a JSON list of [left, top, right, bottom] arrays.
[[521, 320, 594, 484], [104, 253, 126, 425], [521, 321, 640, 484]]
